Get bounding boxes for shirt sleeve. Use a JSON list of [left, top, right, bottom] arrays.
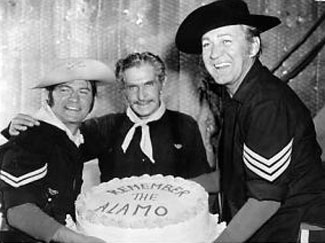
[[1, 125, 10, 140], [7, 203, 62, 243], [0, 140, 48, 210], [242, 98, 293, 201]]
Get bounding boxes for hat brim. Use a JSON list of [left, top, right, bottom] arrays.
[[34, 59, 115, 89], [175, 4, 281, 54]]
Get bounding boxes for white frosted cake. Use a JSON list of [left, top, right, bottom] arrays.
[[75, 174, 226, 243]]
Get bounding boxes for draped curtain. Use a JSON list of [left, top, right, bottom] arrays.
[[1, 0, 325, 164]]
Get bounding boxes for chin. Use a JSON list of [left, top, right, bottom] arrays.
[[134, 108, 152, 116], [136, 112, 151, 119], [65, 115, 85, 123]]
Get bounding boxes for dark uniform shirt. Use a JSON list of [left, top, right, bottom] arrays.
[[219, 60, 325, 242], [81, 109, 212, 182], [0, 122, 84, 241]]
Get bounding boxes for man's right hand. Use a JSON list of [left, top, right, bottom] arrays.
[[9, 113, 40, 136], [52, 226, 106, 243]]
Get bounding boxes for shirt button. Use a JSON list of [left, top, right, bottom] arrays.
[[142, 158, 145, 162], [48, 198, 52, 202]]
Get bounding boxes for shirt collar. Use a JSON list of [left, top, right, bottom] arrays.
[[231, 59, 264, 104]]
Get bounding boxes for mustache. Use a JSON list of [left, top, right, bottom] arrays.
[[133, 100, 153, 105]]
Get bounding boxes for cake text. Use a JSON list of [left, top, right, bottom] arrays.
[[94, 201, 168, 217], [105, 183, 190, 197]]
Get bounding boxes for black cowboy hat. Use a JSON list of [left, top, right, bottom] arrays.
[[175, 0, 281, 54]]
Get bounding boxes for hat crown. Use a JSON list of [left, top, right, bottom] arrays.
[[61, 59, 90, 72], [34, 58, 115, 88], [175, 0, 281, 54], [206, 0, 252, 23], [216, 0, 250, 17]]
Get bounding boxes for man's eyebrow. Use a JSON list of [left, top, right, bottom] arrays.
[[80, 86, 91, 90], [144, 80, 155, 84], [57, 84, 70, 88], [56, 84, 91, 90], [125, 80, 155, 86]]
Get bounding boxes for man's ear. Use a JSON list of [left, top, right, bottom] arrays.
[[44, 89, 52, 106], [122, 89, 130, 105], [162, 77, 167, 88], [249, 36, 261, 57]]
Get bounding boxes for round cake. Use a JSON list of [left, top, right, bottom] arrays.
[[75, 174, 226, 243]]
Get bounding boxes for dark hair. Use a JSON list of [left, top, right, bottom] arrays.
[[243, 25, 262, 57], [115, 52, 166, 85], [46, 81, 97, 112]]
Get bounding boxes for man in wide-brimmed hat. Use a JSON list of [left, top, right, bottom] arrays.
[[176, 0, 325, 242], [5, 52, 220, 198], [0, 58, 113, 242]]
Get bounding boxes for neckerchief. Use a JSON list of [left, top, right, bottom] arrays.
[[121, 102, 166, 163]]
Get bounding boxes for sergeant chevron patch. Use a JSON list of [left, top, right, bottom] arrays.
[[243, 139, 293, 182], [0, 163, 48, 188]]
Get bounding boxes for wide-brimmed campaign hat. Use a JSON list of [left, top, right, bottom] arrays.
[[175, 0, 281, 54], [34, 58, 115, 88]]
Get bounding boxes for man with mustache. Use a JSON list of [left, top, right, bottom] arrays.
[[4, 52, 219, 194], [81, 51, 218, 191]]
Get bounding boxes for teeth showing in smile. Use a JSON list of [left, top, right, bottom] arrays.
[[66, 106, 80, 111], [214, 63, 230, 69], [137, 102, 150, 106]]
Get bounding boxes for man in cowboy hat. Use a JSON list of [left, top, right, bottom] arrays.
[[176, 0, 325, 242], [0, 58, 114, 242], [5, 52, 219, 194]]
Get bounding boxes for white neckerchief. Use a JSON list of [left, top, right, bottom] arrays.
[[34, 104, 84, 147], [121, 102, 166, 163]]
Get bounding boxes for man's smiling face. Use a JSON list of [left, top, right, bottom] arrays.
[[123, 64, 163, 119], [50, 79, 94, 127], [201, 25, 254, 95]]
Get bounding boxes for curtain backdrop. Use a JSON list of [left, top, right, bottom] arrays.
[[1, 0, 325, 165]]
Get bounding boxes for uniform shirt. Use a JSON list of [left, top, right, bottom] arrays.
[[219, 60, 325, 242], [81, 109, 212, 182], [0, 122, 84, 240]]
